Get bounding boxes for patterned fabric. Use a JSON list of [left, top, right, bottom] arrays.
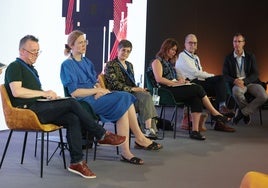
[[104, 58, 158, 128], [104, 58, 136, 92], [156, 57, 177, 81]]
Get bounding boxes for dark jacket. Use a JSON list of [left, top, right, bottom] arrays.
[[104, 58, 136, 92], [223, 51, 261, 88]]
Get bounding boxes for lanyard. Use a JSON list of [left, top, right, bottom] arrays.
[[17, 58, 41, 87], [236, 56, 244, 74], [116, 60, 136, 85], [184, 50, 200, 70]]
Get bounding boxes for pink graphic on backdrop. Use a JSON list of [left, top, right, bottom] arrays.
[[65, 0, 74, 35], [109, 0, 131, 60]]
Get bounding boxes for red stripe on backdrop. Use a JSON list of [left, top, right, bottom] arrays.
[[109, 0, 131, 60], [65, 0, 74, 35]]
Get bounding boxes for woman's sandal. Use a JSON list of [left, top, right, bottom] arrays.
[[120, 155, 144, 165], [134, 141, 163, 150]]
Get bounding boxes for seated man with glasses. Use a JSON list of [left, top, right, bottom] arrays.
[[175, 34, 235, 132], [22, 48, 42, 56], [223, 33, 268, 125], [4, 34, 126, 178]]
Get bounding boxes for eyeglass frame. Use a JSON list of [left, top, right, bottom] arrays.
[[187, 41, 198, 45], [233, 40, 245, 43], [23, 48, 42, 56]]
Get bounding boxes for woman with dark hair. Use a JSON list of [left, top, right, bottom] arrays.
[[104, 39, 159, 139], [150, 38, 235, 140]]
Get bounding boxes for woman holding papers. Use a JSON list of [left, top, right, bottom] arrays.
[[150, 38, 235, 140]]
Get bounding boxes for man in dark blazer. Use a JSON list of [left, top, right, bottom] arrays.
[[223, 33, 268, 125]]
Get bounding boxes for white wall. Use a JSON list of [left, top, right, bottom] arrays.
[[127, 0, 147, 87], [0, 0, 147, 130], [0, 0, 66, 130]]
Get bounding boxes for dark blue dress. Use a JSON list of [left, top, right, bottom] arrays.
[[60, 57, 136, 123]]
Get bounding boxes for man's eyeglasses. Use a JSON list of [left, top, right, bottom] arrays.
[[23, 48, 42, 56], [187, 41, 198, 45], [233, 40, 245, 43]]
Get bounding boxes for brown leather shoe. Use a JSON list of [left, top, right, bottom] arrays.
[[214, 121, 236, 132], [98, 131, 126, 146], [68, 160, 96, 178], [219, 106, 235, 118]]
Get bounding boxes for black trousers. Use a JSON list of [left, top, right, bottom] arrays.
[[165, 84, 206, 112], [191, 75, 227, 107], [29, 98, 105, 163]]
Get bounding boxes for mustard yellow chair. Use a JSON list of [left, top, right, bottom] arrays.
[[240, 171, 268, 188], [0, 84, 66, 177], [98, 73, 107, 89]]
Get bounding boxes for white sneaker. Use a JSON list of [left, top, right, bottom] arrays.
[[144, 128, 157, 139]]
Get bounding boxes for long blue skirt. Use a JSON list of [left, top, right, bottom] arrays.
[[80, 91, 136, 123]]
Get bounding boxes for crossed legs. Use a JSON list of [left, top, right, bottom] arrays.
[[116, 104, 159, 160]]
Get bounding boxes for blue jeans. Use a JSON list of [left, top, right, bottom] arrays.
[[29, 98, 105, 163]]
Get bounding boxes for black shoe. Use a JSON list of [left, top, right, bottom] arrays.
[[211, 115, 229, 123], [219, 106, 235, 118], [233, 109, 244, 125], [190, 131, 206, 140], [243, 115, 251, 125]]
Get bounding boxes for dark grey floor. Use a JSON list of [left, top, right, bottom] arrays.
[[0, 108, 268, 188]]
